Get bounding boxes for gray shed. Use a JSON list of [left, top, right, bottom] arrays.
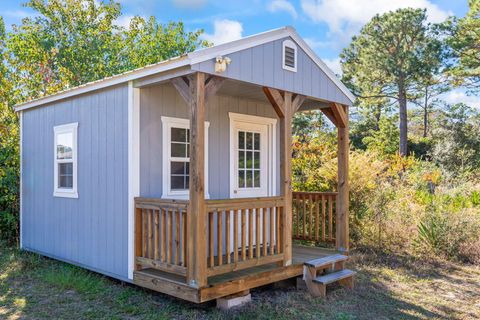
[[16, 26, 355, 303]]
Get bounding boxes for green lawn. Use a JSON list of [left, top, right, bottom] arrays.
[[1, 244, 479, 320]]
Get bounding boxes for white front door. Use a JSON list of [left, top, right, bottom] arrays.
[[231, 121, 269, 198]]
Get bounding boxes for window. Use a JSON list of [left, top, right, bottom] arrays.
[[54, 123, 78, 198], [282, 39, 297, 72], [237, 131, 261, 188], [161, 117, 209, 199]]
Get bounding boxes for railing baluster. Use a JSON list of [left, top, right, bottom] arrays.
[[329, 196, 333, 241], [309, 194, 313, 240], [161, 209, 166, 262], [209, 211, 214, 267], [262, 208, 267, 257], [270, 207, 274, 255], [302, 194, 306, 239], [234, 210, 238, 264], [175, 210, 180, 265], [276, 207, 281, 254], [241, 209, 246, 261], [142, 209, 147, 257], [167, 209, 172, 264], [322, 195, 326, 242], [218, 210, 223, 266], [154, 209, 159, 260], [181, 209, 186, 266], [256, 208, 260, 258], [248, 209, 254, 259], [226, 210, 231, 264]]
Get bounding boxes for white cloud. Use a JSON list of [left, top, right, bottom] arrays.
[[114, 15, 136, 29], [267, 0, 298, 19], [322, 57, 342, 76], [442, 89, 480, 109], [301, 0, 452, 43], [172, 0, 206, 9], [203, 19, 243, 45]]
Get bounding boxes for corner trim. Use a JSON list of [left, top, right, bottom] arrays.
[[19, 111, 23, 249], [128, 81, 140, 280]]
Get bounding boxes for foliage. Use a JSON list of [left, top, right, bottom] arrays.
[[122, 17, 210, 70], [430, 103, 480, 173], [341, 8, 446, 156], [0, 0, 209, 245], [444, 0, 480, 94]]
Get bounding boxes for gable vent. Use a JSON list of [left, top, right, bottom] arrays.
[[282, 40, 297, 72]]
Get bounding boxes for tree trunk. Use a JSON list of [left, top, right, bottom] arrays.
[[423, 87, 428, 138], [374, 104, 382, 131], [398, 81, 408, 156]]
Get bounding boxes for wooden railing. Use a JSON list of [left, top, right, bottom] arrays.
[[292, 192, 337, 243], [205, 197, 285, 277], [134, 198, 188, 276]]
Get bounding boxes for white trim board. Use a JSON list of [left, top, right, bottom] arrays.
[[19, 111, 23, 249], [14, 26, 354, 112], [127, 81, 140, 280]]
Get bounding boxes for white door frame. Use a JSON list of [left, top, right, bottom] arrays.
[[229, 112, 277, 198]]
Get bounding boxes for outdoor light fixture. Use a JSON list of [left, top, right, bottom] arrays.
[[215, 56, 231, 73]]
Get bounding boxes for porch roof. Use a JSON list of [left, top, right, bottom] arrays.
[[14, 26, 355, 112]]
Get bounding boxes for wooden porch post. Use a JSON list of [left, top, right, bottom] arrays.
[[171, 72, 225, 288], [188, 72, 207, 287], [263, 87, 305, 266], [336, 105, 349, 254], [281, 92, 293, 266]]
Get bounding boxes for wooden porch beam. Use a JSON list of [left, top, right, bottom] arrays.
[[292, 94, 306, 113], [205, 75, 226, 104], [171, 74, 225, 106], [262, 87, 285, 118], [336, 105, 349, 254], [320, 107, 339, 127], [330, 103, 348, 128], [170, 76, 191, 104]]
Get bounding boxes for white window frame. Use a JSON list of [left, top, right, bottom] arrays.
[[229, 113, 277, 198], [161, 116, 210, 200], [53, 122, 78, 198], [282, 39, 297, 72]]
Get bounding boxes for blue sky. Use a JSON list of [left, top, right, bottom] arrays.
[[1, 0, 477, 107]]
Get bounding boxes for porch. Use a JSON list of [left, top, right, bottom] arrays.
[[131, 71, 350, 302], [133, 192, 344, 303]]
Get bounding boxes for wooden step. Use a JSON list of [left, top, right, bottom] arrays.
[[313, 269, 356, 285], [304, 254, 348, 269]]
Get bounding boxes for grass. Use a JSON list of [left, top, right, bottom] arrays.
[[1, 244, 479, 319]]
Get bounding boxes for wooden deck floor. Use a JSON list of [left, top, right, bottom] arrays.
[[133, 245, 339, 303]]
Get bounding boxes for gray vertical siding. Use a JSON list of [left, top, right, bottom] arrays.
[[22, 85, 129, 280], [140, 83, 281, 199], [191, 37, 351, 106]]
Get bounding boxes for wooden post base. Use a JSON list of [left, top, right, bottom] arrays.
[[216, 290, 251, 310]]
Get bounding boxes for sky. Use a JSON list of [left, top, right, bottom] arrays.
[[0, 0, 477, 107]]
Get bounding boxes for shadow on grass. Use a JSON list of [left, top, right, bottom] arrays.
[[0, 244, 478, 319]]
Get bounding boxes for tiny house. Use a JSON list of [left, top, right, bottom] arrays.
[[16, 26, 355, 303]]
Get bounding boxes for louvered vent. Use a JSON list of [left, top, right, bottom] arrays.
[[284, 46, 296, 69]]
